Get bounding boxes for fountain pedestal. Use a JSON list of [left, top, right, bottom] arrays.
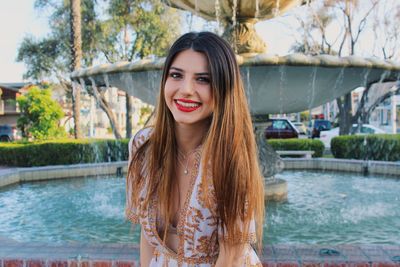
[[255, 125, 287, 201], [265, 178, 288, 201]]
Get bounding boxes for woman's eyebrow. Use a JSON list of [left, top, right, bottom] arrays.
[[170, 66, 209, 76], [195, 72, 210, 76], [169, 66, 183, 72]]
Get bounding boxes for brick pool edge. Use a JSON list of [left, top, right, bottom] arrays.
[[0, 242, 400, 267]]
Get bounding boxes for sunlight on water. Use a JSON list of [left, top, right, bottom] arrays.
[[265, 171, 400, 245], [0, 171, 399, 244]]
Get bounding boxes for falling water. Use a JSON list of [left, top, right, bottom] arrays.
[[273, 0, 280, 17], [330, 68, 345, 120], [83, 77, 105, 163], [103, 74, 111, 89], [307, 67, 318, 111], [332, 68, 345, 97], [147, 71, 158, 97], [121, 72, 135, 97], [278, 65, 287, 116], [244, 67, 253, 108], [194, 0, 199, 17], [232, 0, 238, 26], [188, 13, 194, 31], [215, 0, 221, 34], [255, 0, 260, 18]]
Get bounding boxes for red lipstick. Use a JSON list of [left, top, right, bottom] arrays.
[[174, 99, 201, 112]]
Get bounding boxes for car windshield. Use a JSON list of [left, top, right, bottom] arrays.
[[315, 120, 331, 130]]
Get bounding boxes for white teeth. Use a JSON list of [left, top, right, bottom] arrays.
[[176, 100, 200, 108]]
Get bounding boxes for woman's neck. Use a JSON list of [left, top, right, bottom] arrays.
[[174, 121, 209, 154]]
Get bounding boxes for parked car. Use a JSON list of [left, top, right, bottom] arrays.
[[307, 119, 332, 138], [320, 124, 386, 148], [0, 125, 16, 142], [265, 119, 299, 139], [292, 121, 307, 135]]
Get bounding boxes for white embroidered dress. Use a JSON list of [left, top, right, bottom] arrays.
[[127, 128, 262, 266]]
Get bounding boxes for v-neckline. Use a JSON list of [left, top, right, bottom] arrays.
[[150, 150, 202, 258]]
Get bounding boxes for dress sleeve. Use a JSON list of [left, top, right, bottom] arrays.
[[217, 216, 257, 245], [125, 128, 151, 224]]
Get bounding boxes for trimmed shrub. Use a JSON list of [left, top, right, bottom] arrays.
[[331, 134, 400, 161], [268, 138, 324, 158], [0, 139, 129, 167]]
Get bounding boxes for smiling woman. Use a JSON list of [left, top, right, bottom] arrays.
[[126, 32, 265, 267], [164, 49, 214, 126]]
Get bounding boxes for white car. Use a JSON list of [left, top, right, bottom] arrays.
[[292, 122, 307, 135], [319, 124, 386, 148]]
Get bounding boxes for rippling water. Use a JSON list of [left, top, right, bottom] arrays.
[[266, 171, 400, 244], [0, 171, 399, 244]]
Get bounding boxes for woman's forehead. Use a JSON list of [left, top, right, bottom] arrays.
[[169, 49, 209, 73]]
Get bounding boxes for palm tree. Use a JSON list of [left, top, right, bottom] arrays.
[[70, 0, 82, 138]]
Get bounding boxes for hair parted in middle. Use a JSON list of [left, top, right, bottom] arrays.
[[127, 31, 265, 249]]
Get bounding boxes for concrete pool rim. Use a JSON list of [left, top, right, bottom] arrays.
[[0, 158, 399, 189]]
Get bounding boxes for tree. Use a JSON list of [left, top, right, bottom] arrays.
[[70, 0, 83, 139], [17, 0, 101, 137], [17, 86, 66, 140], [291, 0, 399, 135], [97, 0, 181, 138], [18, 0, 181, 139]]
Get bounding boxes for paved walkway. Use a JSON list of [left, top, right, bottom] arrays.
[[0, 238, 139, 261], [0, 238, 400, 266]]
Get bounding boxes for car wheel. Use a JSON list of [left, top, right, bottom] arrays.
[[0, 136, 11, 142]]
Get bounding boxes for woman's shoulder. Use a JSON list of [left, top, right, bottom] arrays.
[[128, 127, 153, 158]]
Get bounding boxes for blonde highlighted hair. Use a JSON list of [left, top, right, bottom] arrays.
[[127, 31, 265, 250]]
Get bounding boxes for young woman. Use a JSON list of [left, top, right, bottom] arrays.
[[126, 31, 265, 266]]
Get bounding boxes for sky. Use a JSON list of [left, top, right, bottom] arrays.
[[0, 0, 51, 83], [0, 1, 305, 83]]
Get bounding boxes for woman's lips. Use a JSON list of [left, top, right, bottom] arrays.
[[174, 99, 201, 112]]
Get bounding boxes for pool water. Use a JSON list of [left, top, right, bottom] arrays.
[[0, 171, 399, 244], [267, 171, 400, 244], [0, 176, 138, 244]]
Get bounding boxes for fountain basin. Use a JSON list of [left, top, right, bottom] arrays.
[[1, 161, 399, 245], [71, 54, 400, 114]]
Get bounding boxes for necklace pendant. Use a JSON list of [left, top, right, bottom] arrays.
[[184, 169, 189, 175]]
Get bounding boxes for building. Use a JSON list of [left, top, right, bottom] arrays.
[[0, 83, 32, 129]]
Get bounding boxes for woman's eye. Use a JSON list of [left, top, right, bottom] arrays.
[[197, 76, 210, 83], [169, 72, 182, 79]]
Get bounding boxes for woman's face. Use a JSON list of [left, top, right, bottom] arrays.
[[164, 49, 213, 127]]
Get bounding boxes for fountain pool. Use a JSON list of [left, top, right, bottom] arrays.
[[0, 170, 399, 245]]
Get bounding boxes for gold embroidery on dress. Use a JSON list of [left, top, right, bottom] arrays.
[[129, 129, 262, 265]]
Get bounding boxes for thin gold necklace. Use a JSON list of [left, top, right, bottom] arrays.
[[177, 146, 201, 175]]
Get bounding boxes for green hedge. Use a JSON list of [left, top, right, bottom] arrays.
[[268, 138, 324, 158], [0, 139, 129, 167], [331, 134, 400, 161]]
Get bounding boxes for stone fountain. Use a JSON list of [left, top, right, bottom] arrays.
[[71, 0, 400, 201]]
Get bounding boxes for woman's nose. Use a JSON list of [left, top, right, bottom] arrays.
[[180, 78, 195, 95]]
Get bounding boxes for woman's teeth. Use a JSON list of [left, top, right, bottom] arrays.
[[176, 100, 200, 108]]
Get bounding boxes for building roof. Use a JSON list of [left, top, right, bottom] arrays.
[[0, 83, 31, 92]]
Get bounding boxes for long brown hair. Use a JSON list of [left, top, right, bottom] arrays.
[[127, 31, 264, 249]]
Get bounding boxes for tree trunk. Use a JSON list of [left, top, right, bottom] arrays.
[[337, 93, 353, 135], [70, 0, 82, 139], [91, 85, 122, 139], [126, 93, 132, 139]]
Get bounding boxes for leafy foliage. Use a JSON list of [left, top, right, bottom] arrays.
[[268, 138, 325, 158], [331, 134, 400, 161], [17, 0, 101, 81], [98, 0, 181, 62], [0, 138, 129, 167], [17, 86, 66, 140]]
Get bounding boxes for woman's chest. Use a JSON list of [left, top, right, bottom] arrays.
[[142, 175, 220, 259]]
